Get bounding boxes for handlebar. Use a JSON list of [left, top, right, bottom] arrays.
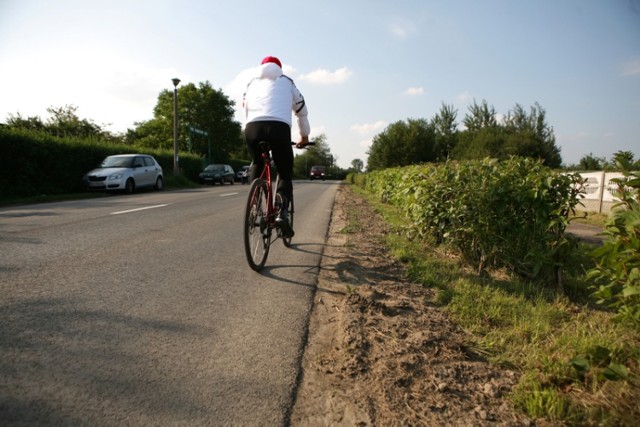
[[291, 141, 316, 148]]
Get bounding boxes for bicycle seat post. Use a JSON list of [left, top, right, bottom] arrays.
[[258, 141, 271, 157]]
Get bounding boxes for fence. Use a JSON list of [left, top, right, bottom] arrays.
[[574, 172, 625, 213]]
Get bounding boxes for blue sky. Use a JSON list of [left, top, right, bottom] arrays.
[[1, 0, 638, 168]]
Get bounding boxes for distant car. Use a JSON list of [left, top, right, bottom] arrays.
[[83, 154, 163, 194], [309, 165, 326, 181], [236, 165, 250, 184], [199, 164, 235, 185]]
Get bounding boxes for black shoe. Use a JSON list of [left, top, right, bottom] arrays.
[[276, 216, 294, 238], [276, 195, 294, 238]]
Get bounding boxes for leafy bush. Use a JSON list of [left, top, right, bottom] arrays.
[[588, 161, 640, 326], [346, 172, 367, 187], [362, 158, 583, 283]]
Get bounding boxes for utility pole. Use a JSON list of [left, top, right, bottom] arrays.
[[172, 78, 181, 175]]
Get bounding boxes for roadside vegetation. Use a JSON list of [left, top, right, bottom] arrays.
[[346, 157, 639, 425]]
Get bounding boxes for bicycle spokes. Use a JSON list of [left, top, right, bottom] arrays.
[[244, 180, 271, 271]]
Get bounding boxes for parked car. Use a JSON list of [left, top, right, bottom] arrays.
[[199, 164, 235, 185], [236, 165, 251, 184], [309, 165, 326, 181], [83, 154, 163, 194]]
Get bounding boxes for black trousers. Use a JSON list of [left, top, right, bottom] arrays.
[[244, 121, 293, 201]]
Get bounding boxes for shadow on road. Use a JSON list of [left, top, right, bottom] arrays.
[[0, 296, 212, 424]]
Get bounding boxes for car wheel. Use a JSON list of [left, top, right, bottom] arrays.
[[155, 176, 163, 190], [124, 178, 135, 194]]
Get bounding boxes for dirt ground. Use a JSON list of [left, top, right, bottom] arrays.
[[290, 184, 533, 426]]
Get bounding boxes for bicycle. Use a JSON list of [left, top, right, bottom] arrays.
[[243, 141, 314, 271]]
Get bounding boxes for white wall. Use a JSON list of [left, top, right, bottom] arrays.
[[573, 172, 625, 213]]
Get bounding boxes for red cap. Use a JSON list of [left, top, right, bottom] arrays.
[[261, 56, 282, 68]]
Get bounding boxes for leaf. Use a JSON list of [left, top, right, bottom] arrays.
[[622, 286, 640, 298], [570, 356, 590, 373], [590, 346, 611, 365], [602, 363, 628, 381]]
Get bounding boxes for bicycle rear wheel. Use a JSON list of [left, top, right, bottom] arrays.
[[282, 194, 294, 247], [244, 179, 270, 271]]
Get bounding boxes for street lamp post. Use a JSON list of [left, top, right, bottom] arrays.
[[172, 78, 181, 175]]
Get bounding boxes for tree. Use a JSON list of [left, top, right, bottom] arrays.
[[431, 102, 458, 161], [453, 101, 562, 167], [5, 112, 46, 132], [452, 126, 506, 160], [350, 158, 364, 173], [5, 105, 111, 140], [611, 150, 638, 170], [462, 99, 497, 131], [367, 118, 436, 171], [502, 103, 561, 167], [132, 81, 242, 162], [578, 153, 605, 170]]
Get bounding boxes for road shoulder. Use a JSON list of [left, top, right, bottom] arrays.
[[291, 185, 530, 426]]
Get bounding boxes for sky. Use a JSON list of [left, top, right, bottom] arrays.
[[0, 0, 638, 169]]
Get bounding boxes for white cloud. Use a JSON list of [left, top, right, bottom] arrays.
[[557, 131, 590, 143], [225, 67, 259, 113], [388, 19, 416, 39], [359, 138, 373, 148], [298, 67, 352, 85], [404, 86, 424, 96], [351, 121, 387, 134], [456, 91, 473, 103], [0, 48, 189, 132], [621, 58, 640, 76]]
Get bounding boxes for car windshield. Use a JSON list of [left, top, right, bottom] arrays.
[[101, 156, 134, 168], [205, 165, 225, 172]]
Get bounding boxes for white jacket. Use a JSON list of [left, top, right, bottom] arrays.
[[243, 62, 310, 137]]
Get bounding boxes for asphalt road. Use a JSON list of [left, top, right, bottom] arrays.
[[0, 181, 339, 426]]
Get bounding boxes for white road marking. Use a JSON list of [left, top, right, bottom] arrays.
[[111, 204, 169, 215], [220, 193, 238, 197]]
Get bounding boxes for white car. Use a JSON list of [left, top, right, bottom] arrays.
[[236, 165, 250, 184], [83, 154, 164, 194]]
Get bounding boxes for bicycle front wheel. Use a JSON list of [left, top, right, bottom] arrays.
[[244, 179, 270, 271]]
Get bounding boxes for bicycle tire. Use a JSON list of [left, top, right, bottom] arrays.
[[283, 194, 294, 247], [244, 179, 270, 271]]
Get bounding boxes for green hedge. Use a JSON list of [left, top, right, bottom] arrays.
[[0, 127, 203, 198], [589, 168, 640, 325], [355, 158, 584, 283]]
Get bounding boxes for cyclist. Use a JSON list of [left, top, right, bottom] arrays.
[[242, 55, 310, 238]]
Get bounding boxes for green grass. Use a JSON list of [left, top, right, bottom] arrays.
[[349, 185, 640, 425], [572, 209, 608, 227]]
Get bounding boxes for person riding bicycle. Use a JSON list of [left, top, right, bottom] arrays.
[[243, 55, 310, 238]]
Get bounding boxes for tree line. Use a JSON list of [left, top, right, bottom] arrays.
[[367, 100, 563, 171], [8, 91, 633, 175]]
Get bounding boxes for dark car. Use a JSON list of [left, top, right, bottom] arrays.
[[309, 165, 326, 181], [83, 154, 163, 194], [199, 164, 235, 185]]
